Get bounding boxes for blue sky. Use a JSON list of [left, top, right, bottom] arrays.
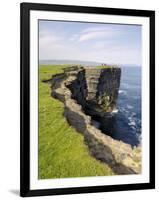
[[39, 20, 141, 65]]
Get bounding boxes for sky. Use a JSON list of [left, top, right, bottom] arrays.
[[39, 20, 142, 66]]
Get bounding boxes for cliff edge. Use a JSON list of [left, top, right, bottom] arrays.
[[50, 66, 141, 175]]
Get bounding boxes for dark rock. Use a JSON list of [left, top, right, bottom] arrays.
[[67, 67, 121, 116]]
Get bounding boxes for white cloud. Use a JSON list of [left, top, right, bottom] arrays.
[[39, 29, 67, 60], [39, 23, 141, 65], [78, 27, 121, 42]]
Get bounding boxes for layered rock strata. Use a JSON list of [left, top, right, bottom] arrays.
[[65, 67, 121, 116], [50, 66, 141, 174]]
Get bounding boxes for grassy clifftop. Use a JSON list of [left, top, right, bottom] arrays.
[[38, 65, 114, 179]]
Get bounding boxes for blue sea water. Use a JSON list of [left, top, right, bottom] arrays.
[[105, 67, 141, 147]]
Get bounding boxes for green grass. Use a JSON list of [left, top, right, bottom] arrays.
[[38, 65, 114, 179]]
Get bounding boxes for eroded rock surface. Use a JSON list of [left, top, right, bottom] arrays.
[[50, 66, 141, 175], [65, 67, 121, 115]]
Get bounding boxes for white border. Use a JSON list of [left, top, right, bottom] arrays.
[[30, 10, 150, 190]]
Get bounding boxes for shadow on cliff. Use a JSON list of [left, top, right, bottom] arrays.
[[64, 107, 136, 175], [84, 136, 136, 175]]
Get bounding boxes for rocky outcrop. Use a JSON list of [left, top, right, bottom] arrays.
[[66, 67, 121, 115], [85, 68, 121, 112], [50, 66, 141, 175]]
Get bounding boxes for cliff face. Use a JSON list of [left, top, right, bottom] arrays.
[[85, 68, 121, 117], [66, 67, 121, 117], [50, 66, 141, 174]]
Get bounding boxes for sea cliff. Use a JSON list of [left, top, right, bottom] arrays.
[[50, 66, 141, 174]]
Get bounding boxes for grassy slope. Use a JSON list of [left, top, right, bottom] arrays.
[[38, 65, 114, 179]]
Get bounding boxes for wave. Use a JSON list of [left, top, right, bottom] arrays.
[[112, 108, 118, 114], [119, 90, 127, 95], [128, 121, 136, 126], [127, 104, 133, 109]]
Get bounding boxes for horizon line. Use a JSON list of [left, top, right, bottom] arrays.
[[39, 59, 141, 66]]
